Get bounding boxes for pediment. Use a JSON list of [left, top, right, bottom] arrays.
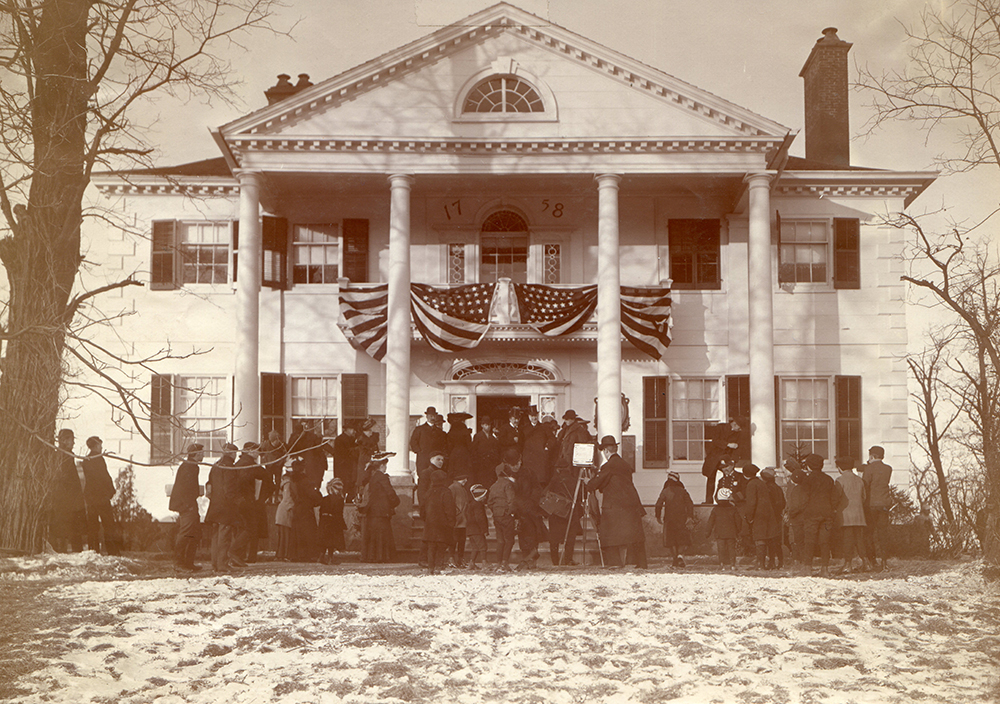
[[218, 2, 789, 152]]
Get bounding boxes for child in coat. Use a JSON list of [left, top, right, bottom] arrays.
[[466, 484, 490, 569], [318, 478, 347, 564], [654, 471, 694, 568], [707, 487, 742, 571]]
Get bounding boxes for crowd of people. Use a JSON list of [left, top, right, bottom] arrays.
[[46, 404, 897, 576]]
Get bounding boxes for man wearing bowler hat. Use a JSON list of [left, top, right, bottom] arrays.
[[588, 435, 648, 568]]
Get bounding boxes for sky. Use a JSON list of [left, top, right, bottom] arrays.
[[143, 0, 997, 227]]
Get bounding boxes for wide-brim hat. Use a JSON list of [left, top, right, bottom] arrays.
[[362, 418, 376, 431], [370, 451, 396, 462], [447, 412, 473, 423], [242, 441, 260, 451], [562, 410, 579, 420]]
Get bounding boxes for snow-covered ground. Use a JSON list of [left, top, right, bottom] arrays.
[[1, 553, 998, 703]]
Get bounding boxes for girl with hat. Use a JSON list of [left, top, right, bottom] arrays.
[[358, 451, 399, 563]]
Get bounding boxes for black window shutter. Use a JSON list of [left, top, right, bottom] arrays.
[[835, 375, 863, 461], [642, 376, 669, 467], [151, 374, 173, 463], [833, 218, 861, 289], [262, 217, 289, 290], [150, 221, 177, 290], [342, 219, 369, 283], [342, 374, 368, 420], [261, 372, 286, 440]]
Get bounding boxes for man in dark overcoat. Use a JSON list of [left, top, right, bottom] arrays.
[[471, 416, 499, 488], [496, 408, 524, 459], [332, 421, 359, 501], [205, 442, 238, 571], [522, 406, 555, 487], [289, 420, 328, 490], [169, 443, 204, 571], [49, 428, 86, 552], [82, 436, 120, 555], [588, 435, 647, 568]]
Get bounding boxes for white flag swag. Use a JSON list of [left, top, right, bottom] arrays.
[[339, 283, 672, 361]]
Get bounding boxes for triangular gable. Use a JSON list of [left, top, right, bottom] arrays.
[[218, 2, 789, 142]]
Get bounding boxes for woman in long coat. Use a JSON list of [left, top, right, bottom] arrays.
[[274, 467, 294, 560], [588, 436, 647, 568], [654, 471, 694, 567], [359, 452, 400, 563]]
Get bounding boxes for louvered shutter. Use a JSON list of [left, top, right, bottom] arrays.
[[151, 374, 173, 463], [835, 376, 863, 461], [341, 374, 368, 421], [342, 219, 369, 283], [833, 218, 861, 289], [150, 221, 177, 289]]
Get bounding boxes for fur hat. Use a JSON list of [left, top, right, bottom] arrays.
[[804, 454, 825, 471], [471, 484, 488, 501]]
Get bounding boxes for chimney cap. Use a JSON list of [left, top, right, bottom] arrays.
[[799, 27, 852, 78]]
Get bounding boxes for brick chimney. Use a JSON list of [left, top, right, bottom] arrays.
[[799, 28, 853, 166]]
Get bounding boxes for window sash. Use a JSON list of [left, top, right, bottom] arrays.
[[174, 375, 229, 454], [290, 375, 338, 421], [293, 224, 340, 284], [643, 377, 670, 466], [178, 222, 230, 285], [671, 378, 719, 462], [779, 220, 830, 284], [779, 377, 831, 458], [668, 219, 721, 290]]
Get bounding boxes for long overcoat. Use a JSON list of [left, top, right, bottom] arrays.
[[654, 478, 694, 548], [745, 475, 785, 541], [836, 471, 867, 527], [588, 453, 645, 547]]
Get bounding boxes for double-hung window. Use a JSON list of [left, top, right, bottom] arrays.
[[292, 219, 369, 285], [150, 374, 229, 462], [672, 378, 720, 462], [669, 219, 721, 290], [778, 378, 830, 459], [290, 376, 339, 437], [778, 217, 861, 288]]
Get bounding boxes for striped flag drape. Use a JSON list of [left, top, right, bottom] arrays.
[[339, 282, 671, 362], [620, 286, 673, 361], [410, 282, 496, 353], [513, 283, 598, 336], [338, 283, 389, 361]]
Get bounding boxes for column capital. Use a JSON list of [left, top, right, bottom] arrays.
[[595, 173, 622, 188], [388, 173, 415, 188], [234, 169, 263, 186], [743, 171, 774, 188]]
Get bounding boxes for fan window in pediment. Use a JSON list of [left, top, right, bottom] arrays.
[[463, 75, 544, 114]]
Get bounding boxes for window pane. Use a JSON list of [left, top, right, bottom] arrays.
[[294, 224, 339, 284]]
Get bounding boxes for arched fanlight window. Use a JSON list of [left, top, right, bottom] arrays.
[[480, 210, 529, 283], [463, 75, 544, 113]]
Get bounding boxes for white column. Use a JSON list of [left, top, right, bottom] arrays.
[[386, 174, 414, 478], [596, 173, 622, 442], [746, 172, 776, 467], [233, 170, 262, 444]]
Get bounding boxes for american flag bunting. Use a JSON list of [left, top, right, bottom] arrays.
[[620, 286, 673, 361], [410, 282, 496, 352], [513, 283, 598, 336], [338, 283, 389, 361]]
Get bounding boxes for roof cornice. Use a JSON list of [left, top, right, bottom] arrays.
[[775, 170, 938, 207], [219, 3, 790, 143], [92, 174, 239, 196]]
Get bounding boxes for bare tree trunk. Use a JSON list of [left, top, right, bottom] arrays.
[[0, 0, 88, 553]]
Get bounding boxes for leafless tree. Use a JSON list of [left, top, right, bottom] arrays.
[[858, 0, 1000, 570], [0, 0, 282, 553]]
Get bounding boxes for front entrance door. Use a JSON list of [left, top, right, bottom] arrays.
[[476, 395, 531, 426]]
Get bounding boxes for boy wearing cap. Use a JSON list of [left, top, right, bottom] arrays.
[[655, 471, 694, 568], [318, 478, 347, 564], [449, 473, 473, 567], [466, 484, 490, 569], [423, 469, 457, 574], [487, 457, 517, 571], [170, 443, 205, 571], [707, 487, 741, 571]]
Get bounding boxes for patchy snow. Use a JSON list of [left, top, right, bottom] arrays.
[[3, 553, 998, 703]]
